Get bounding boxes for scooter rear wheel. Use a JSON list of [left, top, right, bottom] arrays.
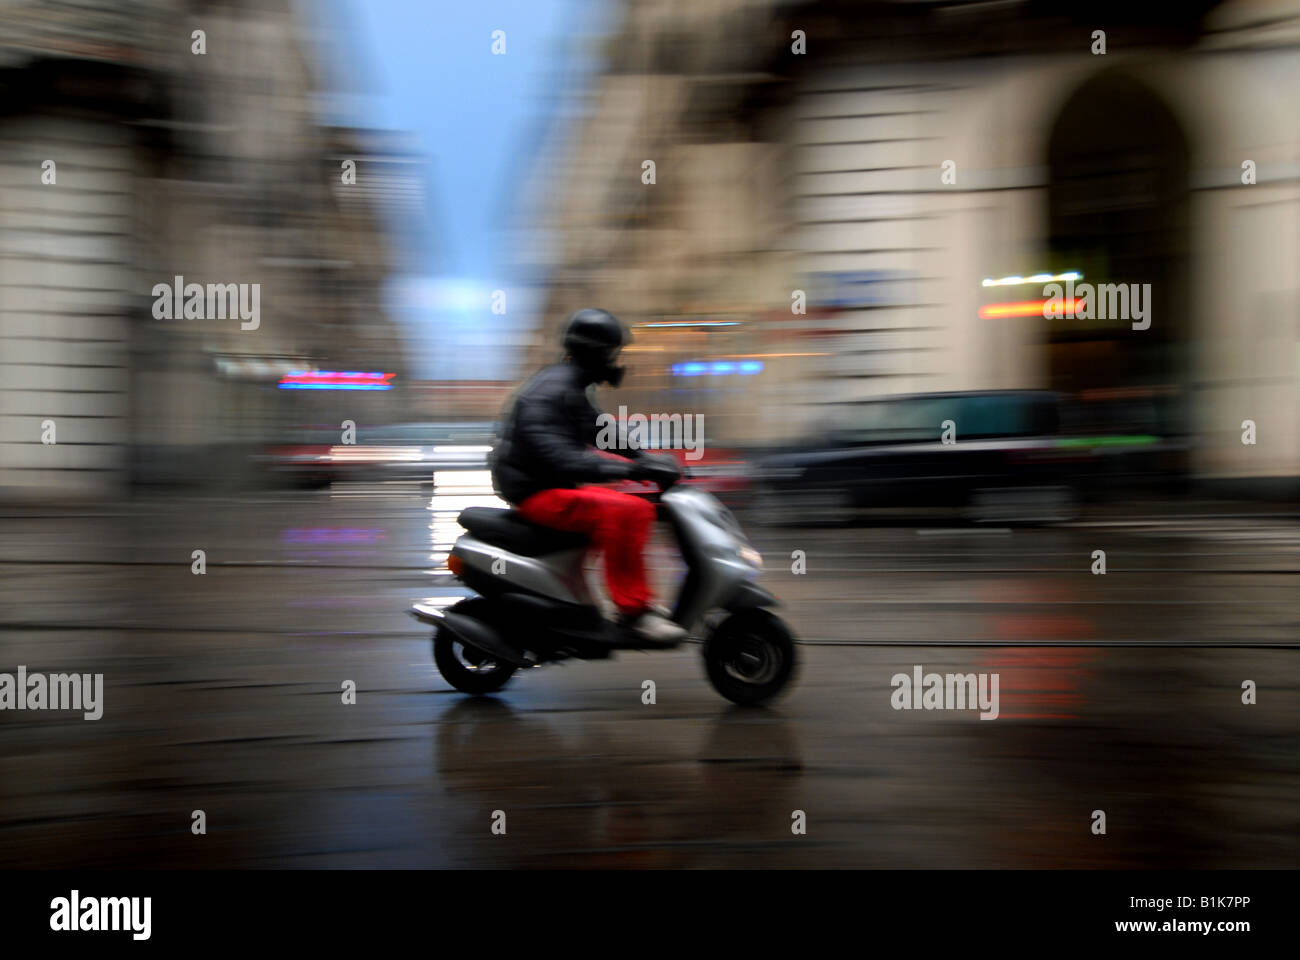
[[703, 609, 798, 706], [432, 601, 517, 695]]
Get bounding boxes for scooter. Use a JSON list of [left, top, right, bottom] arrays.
[[410, 476, 797, 706]]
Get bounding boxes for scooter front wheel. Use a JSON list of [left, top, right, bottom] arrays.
[[432, 602, 518, 694], [703, 609, 797, 706]]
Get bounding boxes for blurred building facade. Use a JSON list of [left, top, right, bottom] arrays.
[[523, 0, 1300, 493], [0, 0, 409, 500], [407, 380, 513, 421]]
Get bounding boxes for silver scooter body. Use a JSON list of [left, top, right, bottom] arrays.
[[450, 536, 594, 606], [412, 486, 766, 637], [656, 486, 766, 632]]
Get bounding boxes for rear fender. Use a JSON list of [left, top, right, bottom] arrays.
[[439, 611, 532, 667]]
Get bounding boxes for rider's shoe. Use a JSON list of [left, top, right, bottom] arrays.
[[618, 609, 687, 647]]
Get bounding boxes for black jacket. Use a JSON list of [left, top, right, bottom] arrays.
[[490, 362, 639, 505]]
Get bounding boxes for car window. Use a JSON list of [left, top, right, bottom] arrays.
[[832, 398, 955, 444], [958, 396, 1025, 438], [957, 395, 1057, 438], [828, 395, 1062, 444], [828, 402, 889, 444], [887, 397, 957, 441]]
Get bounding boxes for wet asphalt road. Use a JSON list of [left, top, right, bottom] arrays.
[[1, 482, 1298, 868]]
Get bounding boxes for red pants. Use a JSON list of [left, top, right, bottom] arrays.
[[516, 486, 654, 615]]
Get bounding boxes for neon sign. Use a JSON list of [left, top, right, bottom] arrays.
[[278, 371, 395, 390]]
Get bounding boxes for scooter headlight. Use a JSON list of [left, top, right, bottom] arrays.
[[738, 545, 763, 570]]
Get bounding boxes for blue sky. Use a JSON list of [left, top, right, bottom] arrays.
[[312, 0, 612, 380]]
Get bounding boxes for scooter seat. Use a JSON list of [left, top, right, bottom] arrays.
[[457, 506, 590, 557]]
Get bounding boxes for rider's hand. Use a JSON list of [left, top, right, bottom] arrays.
[[632, 452, 682, 489]]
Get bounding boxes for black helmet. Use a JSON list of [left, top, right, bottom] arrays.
[[562, 308, 630, 386]]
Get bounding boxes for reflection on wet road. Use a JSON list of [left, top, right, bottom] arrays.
[[1, 482, 1297, 867]]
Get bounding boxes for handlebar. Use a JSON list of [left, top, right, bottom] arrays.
[[625, 463, 689, 501]]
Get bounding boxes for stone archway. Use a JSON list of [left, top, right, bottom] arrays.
[[1045, 69, 1191, 440]]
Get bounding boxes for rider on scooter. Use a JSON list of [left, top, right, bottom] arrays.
[[490, 308, 686, 646]]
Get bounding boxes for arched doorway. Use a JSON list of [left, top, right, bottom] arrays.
[[1045, 70, 1191, 447]]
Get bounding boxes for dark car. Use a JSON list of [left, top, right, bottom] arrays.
[[749, 390, 1080, 525]]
